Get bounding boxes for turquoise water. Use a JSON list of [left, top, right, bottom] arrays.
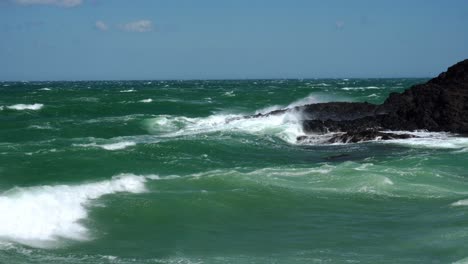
[[1, 79, 468, 263]]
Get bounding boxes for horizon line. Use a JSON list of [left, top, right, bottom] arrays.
[[0, 76, 432, 83]]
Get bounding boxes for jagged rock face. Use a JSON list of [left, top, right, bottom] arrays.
[[246, 59, 468, 142], [379, 59, 468, 133], [326, 131, 416, 144], [299, 59, 468, 135]]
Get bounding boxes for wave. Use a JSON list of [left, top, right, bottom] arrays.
[[120, 89, 136, 93], [28, 124, 55, 130], [223, 91, 235, 97], [341, 86, 381, 91], [0, 174, 147, 248], [139, 98, 153, 103], [144, 94, 335, 144], [6, 104, 44, 111], [451, 199, 468, 206], [143, 94, 468, 148], [145, 111, 304, 144], [150, 163, 468, 199], [74, 141, 137, 151], [380, 131, 468, 149]]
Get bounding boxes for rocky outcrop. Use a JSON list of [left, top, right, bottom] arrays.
[[249, 59, 468, 143]]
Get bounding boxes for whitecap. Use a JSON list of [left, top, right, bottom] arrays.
[[147, 109, 305, 144], [254, 94, 326, 116], [74, 141, 136, 151], [382, 131, 468, 149], [139, 98, 153, 103], [6, 104, 43, 111], [451, 199, 468, 206], [453, 257, 468, 264], [39, 88, 51, 91], [28, 124, 54, 130], [0, 174, 147, 248], [223, 91, 235, 97], [342, 86, 381, 91], [120, 89, 136, 93], [100, 141, 136, 150], [316, 83, 331, 87]]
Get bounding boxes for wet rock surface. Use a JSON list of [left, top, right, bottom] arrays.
[[251, 59, 468, 143]]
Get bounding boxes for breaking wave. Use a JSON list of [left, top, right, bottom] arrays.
[[6, 104, 44, 111], [0, 174, 147, 248]]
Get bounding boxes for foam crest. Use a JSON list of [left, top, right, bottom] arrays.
[[6, 104, 43, 111], [451, 199, 468, 206], [99, 141, 137, 150], [74, 141, 136, 151], [286, 94, 323, 108], [144, 94, 336, 143], [254, 94, 322, 115], [120, 89, 136, 93], [147, 110, 305, 144], [341, 86, 381, 90], [382, 131, 468, 149], [0, 174, 147, 247]]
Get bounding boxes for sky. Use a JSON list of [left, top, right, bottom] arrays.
[[0, 0, 467, 81]]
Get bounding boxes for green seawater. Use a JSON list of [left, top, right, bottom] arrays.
[[1, 79, 468, 263]]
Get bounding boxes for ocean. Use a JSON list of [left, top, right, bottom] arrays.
[[1, 79, 468, 263]]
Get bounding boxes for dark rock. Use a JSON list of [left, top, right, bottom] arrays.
[[326, 130, 416, 144], [246, 59, 468, 142]]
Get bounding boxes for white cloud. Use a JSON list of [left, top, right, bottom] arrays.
[[120, 20, 153, 33], [13, 0, 82, 7], [95, 20, 108, 31]]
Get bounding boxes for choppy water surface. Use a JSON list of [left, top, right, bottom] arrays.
[[1, 79, 468, 263]]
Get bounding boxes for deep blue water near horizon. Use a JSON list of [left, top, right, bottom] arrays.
[[1, 78, 468, 263]]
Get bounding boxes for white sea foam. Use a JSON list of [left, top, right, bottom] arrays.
[[316, 83, 331, 86], [39, 88, 51, 91], [75, 141, 137, 151], [145, 94, 340, 144], [453, 257, 468, 264], [286, 94, 323, 108], [28, 124, 54, 130], [147, 109, 305, 144], [254, 94, 324, 115], [451, 199, 468, 206], [6, 103, 43, 111], [0, 174, 147, 247], [120, 89, 136, 93], [382, 131, 468, 149], [145, 94, 468, 147], [223, 91, 235, 97], [100, 141, 136, 150], [342, 86, 381, 91], [139, 98, 153, 103]]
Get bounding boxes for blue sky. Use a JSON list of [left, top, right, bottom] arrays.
[[0, 0, 467, 80]]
